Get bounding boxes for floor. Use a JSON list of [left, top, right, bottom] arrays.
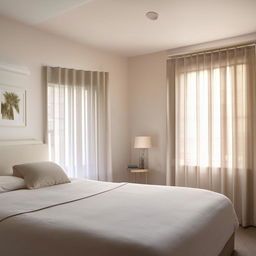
[[234, 227, 256, 256]]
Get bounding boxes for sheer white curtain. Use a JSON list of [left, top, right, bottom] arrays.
[[46, 67, 112, 181], [167, 45, 256, 226]]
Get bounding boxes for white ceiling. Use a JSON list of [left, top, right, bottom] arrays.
[[0, 0, 92, 23], [0, 0, 256, 56]]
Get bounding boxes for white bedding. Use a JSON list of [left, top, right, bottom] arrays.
[[0, 179, 238, 256]]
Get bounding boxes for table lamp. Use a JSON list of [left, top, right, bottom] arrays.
[[134, 136, 152, 169]]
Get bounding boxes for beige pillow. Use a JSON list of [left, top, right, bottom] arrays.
[[0, 176, 26, 193], [13, 162, 70, 189]]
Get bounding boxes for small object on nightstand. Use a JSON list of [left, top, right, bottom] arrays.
[[128, 168, 149, 184], [128, 164, 139, 169], [134, 136, 152, 169]]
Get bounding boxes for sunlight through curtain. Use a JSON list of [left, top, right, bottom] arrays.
[[167, 45, 256, 226], [46, 67, 112, 181]]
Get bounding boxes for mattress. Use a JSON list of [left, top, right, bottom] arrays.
[[0, 179, 238, 256]]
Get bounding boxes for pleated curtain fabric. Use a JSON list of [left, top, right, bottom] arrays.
[[166, 46, 256, 226], [46, 67, 112, 181]]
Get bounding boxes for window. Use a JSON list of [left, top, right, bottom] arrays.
[[46, 67, 111, 180], [177, 64, 247, 169]]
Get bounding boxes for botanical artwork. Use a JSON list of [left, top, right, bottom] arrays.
[[0, 86, 26, 126], [1, 92, 20, 120]]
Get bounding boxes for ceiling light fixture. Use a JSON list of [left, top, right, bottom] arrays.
[[146, 11, 159, 21]]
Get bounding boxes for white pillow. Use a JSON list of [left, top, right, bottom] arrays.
[[13, 161, 70, 189], [0, 176, 26, 193]]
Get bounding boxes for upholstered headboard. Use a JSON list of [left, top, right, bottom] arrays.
[[0, 141, 48, 175]]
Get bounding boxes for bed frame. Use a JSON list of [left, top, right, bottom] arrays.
[[0, 141, 235, 256], [219, 233, 234, 256], [0, 140, 48, 175]]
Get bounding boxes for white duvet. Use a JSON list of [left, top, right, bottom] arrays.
[[0, 179, 238, 256]]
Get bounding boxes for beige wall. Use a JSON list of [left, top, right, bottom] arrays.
[[128, 51, 167, 185], [0, 16, 169, 184], [0, 16, 129, 181]]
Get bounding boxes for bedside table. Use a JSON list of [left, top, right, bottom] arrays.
[[128, 169, 149, 184]]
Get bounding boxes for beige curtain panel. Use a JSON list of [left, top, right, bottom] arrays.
[[46, 67, 112, 181], [166, 45, 256, 227]]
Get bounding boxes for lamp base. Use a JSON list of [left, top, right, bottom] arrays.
[[139, 156, 145, 169], [138, 149, 147, 169]]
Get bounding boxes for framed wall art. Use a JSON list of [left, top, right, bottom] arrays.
[[0, 85, 26, 127]]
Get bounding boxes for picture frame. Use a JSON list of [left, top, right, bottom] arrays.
[[0, 85, 26, 127]]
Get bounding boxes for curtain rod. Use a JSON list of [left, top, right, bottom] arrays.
[[168, 41, 256, 60]]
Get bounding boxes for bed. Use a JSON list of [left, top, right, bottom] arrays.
[[0, 143, 238, 256]]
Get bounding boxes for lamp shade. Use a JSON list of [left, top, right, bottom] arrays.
[[134, 136, 152, 149]]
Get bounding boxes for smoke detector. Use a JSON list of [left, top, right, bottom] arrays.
[[146, 11, 159, 21]]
